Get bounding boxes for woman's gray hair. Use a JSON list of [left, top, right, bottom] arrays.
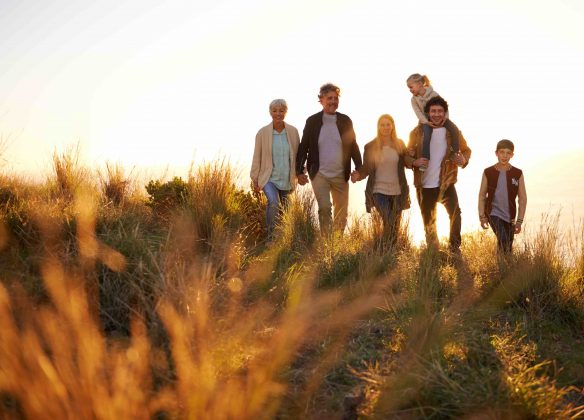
[[269, 99, 288, 111]]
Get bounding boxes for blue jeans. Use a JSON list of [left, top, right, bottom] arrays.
[[263, 182, 290, 241], [372, 193, 402, 245], [489, 215, 514, 254]]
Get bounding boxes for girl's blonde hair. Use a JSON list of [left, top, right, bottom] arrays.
[[376, 114, 405, 154], [406, 73, 431, 87]]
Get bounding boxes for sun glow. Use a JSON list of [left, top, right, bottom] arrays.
[[1, 0, 583, 239]]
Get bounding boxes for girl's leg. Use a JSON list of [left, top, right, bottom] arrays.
[[444, 119, 461, 153], [422, 123, 433, 161]]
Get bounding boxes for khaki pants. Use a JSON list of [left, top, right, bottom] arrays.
[[311, 172, 349, 233]]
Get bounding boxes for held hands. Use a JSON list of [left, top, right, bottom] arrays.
[[297, 173, 309, 186], [350, 170, 360, 183]]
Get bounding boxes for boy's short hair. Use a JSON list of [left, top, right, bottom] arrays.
[[496, 139, 514, 151]]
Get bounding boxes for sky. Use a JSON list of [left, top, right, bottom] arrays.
[[1, 0, 583, 242]]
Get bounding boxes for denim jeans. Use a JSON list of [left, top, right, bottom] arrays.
[[372, 193, 402, 246], [416, 185, 462, 251], [263, 182, 290, 241], [489, 215, 514, 254]]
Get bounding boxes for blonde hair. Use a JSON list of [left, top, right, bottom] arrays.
[[376, 114, 405, 154], [406, 73, 431, 87]]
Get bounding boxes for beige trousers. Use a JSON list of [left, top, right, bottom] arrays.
[[311, 172, 349, 233]]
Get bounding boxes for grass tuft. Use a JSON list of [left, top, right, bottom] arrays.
[[0, 157, 582, 418]]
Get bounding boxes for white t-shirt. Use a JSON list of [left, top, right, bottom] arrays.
[[421, 127, 447, 188]]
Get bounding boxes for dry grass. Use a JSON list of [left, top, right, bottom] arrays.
[[0, 158, 583, 418]]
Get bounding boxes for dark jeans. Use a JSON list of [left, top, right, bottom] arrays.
[[421, 119, 461, 160], [416, 185, 462, 251], [489, 215, 514, 254], [372, 193, 402, 246], [263, 182, 290, 241]]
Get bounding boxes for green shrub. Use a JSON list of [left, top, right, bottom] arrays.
[[145, 176, 190, 217]]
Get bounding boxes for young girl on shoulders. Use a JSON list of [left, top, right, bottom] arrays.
[[406, 73, 461, 171]]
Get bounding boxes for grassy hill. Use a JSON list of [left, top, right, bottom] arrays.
[[0, 153, 583, 418]]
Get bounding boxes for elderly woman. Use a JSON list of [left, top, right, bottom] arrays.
[[352, 114, 410, 245], [251, 99, 300, 244]]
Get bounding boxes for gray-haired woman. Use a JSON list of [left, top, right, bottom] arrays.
[[250, 99, 300, 244]]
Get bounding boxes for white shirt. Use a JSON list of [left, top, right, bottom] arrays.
[[422, 127, 447, 188]]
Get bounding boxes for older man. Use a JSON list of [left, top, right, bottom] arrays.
[[406, 96, 471, 253], [296, 83, 362, 233]]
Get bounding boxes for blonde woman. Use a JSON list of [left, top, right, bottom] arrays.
[[352, 114, 410, 245], [250, 99, 300, 244]]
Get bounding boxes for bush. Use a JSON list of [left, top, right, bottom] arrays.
[[145, 176, 190, 217]]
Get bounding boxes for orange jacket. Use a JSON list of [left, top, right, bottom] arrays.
[[406, 124, 471, 195]]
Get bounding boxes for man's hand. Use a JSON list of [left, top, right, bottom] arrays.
[[428, 121, 443, 128], [413, 157, 429, 168], [350, 170, 360, 183], [297, 173, 309, 186], [514, 224, 522, 234], [454, 152, 466, 167], [480, 219, 489, 229]]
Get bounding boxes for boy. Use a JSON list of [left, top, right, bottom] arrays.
[[478, 139, 527, 254]]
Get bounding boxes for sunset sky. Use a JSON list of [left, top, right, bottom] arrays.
[[1, 0, 583, 242]]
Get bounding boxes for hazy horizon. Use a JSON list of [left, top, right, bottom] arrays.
[[1, 0, 583, 245]]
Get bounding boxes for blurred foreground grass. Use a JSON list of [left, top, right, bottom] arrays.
[[0, 154, 583, 419]]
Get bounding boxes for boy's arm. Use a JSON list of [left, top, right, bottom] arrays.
[[515, 174, 527, 233], [478, 173, 489, 229]]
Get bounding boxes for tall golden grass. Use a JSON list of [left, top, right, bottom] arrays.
[[0, 155, 583, 418]]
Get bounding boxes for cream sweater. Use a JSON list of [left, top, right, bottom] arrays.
[[411, 86, 449, 124], [250, 122, 300, 190]]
